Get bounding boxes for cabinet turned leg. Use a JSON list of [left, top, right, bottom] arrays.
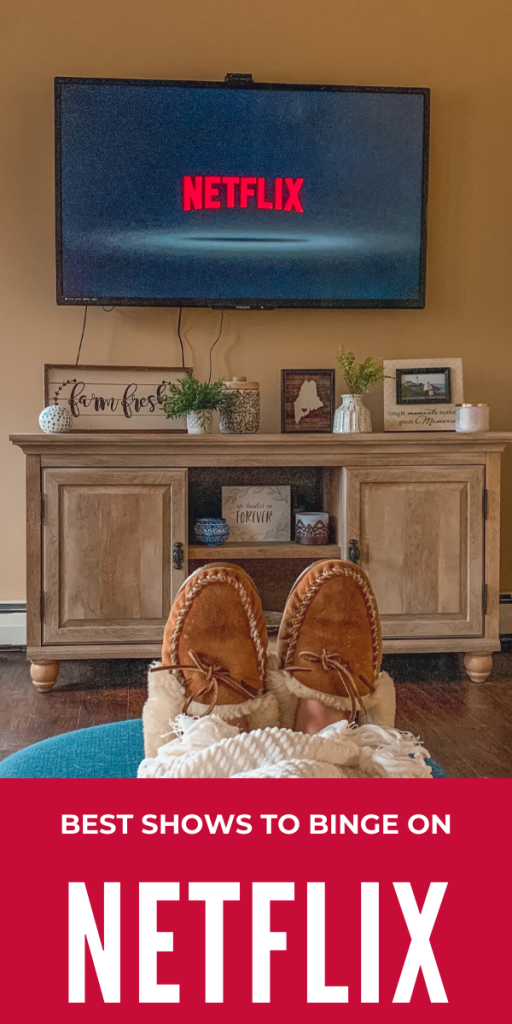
[[30, 660, 60, 693], [464, 653, 493, 683]]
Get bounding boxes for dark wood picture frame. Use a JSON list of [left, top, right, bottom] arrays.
[[43, 364, 193, 433], [281, 369, 335, 433], [395, 366, 452, 405]]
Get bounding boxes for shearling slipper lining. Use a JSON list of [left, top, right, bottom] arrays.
[[265, 652, 396, 729]]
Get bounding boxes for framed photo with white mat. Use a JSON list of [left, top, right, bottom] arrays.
[[383, 357, 463, 431]]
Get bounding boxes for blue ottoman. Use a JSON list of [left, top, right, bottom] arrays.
[[0, 719, 448, 779], [0, 719, 144, 779]]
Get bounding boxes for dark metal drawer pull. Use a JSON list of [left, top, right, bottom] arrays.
[[173, 541, 184, 570], [348, 539, 360, 564]]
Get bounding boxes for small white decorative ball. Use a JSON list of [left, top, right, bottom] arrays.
[[38, 405, 73, 434]]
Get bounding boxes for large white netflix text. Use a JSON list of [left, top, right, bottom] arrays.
[[68, 880, 448, 1005]]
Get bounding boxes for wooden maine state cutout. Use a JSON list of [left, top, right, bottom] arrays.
[[281, 369, 335, 433]]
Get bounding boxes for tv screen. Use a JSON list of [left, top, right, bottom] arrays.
[[55, 77, 429, 309]]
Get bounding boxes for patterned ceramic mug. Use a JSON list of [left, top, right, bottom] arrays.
[[193, 518, 231, 547], [295, 512, 329, 545]]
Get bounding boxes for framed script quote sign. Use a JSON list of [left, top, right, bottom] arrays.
[[383, 358, 464, 431], [222, 486, 291, 542], [44, 365, 192, 432]]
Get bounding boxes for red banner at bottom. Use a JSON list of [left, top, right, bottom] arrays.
[[0, 778, 508, 1022]]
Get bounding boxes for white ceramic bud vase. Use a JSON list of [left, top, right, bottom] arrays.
[[333, 394, 372, 434], [186, 409, 213, 434]]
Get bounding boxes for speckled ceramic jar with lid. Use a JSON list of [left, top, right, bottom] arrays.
[[220, 377, 260, 434]]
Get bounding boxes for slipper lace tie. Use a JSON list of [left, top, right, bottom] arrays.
[[150, 650, 259, 715], [293, 649, 364, 723]]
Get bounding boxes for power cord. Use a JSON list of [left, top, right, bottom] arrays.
[[75, 306, 88, 365], [176, 307, 185, 368], [75, 305, 224, 376], [208, 310, 224, 383], [75, 305, 116, 365]]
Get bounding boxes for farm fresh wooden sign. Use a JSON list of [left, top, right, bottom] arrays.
[[44, 365, 192, 432]]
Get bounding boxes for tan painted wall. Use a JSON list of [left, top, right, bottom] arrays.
[[1, 0, 512, 599]]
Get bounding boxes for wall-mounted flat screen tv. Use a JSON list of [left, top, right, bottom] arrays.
[[55, 77, 429, 309]]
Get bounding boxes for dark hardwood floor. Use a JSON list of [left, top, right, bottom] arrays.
[[0, 651, 147, 763], [1, 647, 511, 777]]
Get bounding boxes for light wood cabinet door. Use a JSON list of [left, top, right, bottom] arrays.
[[42, 468, 187, 645], [343, 465, 485, 639]]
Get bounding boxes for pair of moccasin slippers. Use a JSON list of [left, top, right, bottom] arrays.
[[147, 558, 393, 746]]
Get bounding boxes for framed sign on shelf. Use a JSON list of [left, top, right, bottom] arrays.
[[383, 358, 464, 431], [43, 364, 192, 433], [222, 486, 291, 542]]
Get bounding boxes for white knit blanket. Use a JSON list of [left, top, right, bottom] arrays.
[[138, 714, 432, 779]]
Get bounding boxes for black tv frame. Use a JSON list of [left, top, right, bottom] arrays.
[[55, 76, 430, 310]]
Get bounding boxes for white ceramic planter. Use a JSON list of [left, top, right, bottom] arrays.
[[186, 409, 213, 434], [333, 394, 372, 434]]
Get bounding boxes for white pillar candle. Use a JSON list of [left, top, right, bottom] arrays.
[[455, 404, 489, 432]]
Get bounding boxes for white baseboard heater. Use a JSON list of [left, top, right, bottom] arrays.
[[0, 602, 27, 646], [500, 592, 512, 636]]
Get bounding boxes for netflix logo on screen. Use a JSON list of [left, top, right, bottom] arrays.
[[182, 175, 304, 211]]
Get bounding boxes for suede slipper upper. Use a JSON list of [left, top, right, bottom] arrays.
[[160, 563, 268, 709], [276, 559, 382, 720]]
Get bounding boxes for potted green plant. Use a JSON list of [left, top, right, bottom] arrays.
[[333, 349, 385, 433], [161, 375, 236, 434]]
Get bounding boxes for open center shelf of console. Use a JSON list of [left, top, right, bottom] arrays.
[[188, 541, 341, 559]]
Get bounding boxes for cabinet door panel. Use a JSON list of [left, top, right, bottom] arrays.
[[43, 468, 187, 644], [344, 465, 484, 638]]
